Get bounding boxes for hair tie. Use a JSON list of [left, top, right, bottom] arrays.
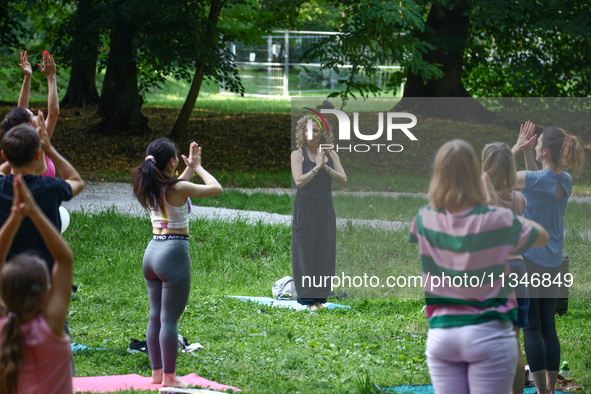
[[31, 283, 41, 293], [7, 312, 17, 318], [145, 155, 155, 163]]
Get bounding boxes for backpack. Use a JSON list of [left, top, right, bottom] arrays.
[[272, 276, 297, 299]]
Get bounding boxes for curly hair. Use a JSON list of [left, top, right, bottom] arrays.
[[294, 115, 334, 149]]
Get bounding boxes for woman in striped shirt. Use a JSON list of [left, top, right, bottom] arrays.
[[410, 139, 548, 394]]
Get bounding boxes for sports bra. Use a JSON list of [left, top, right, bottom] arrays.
[[149, 193, 192, 229], [43, 155, 56, 178]]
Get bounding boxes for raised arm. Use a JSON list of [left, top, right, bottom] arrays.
[[175, 142, 222, 198], [291, 149, 323, 188], [38, 50, 59, 139], [13, 174, 72, 337], [17, 50, 32, 108], [178, 141, 200, 181], [512, 121, 538, 171], [37, 111, 84, 196], [325, 149, 347, 186], [514, 171, 526, 190], [0, 178, 25, 268]]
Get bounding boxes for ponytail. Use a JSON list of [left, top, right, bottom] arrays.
[[540, 126, 585, 175], [0, 315, 24, 394], [132, 138, 179, 210], [560, 134, 585, 175]]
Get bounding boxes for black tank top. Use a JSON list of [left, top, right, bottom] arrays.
[[296, 148, 333, 200]]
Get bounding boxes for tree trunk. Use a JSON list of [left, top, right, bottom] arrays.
[[396, 1, 495, 123], [60, 48, 99, 108], [60, 0, 100, 108], [170, 0, 223, 140], [97, 23, 148, 136]]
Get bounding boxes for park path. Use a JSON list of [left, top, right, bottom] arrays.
[[62, 182, 412, 230], [62, 182, 591, 233]]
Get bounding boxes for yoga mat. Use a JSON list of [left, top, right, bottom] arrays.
[[71, 343, 105, 352], [158, 388, 227, 393], [380, 384, 565, 393], [73, 373, 239, 393], [228, 296, 351, 311]]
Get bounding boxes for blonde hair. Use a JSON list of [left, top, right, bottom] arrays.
[[294, 115, 334, 149], [429, 140, 486, 210], [482, 142, 516, 191]]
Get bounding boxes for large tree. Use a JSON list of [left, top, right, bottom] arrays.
[[95, 0, 249, 136], [308, 0, 591, 105], [170, 0, 308, 139], [56, 0, 102, 108], [302, 0, 441, 99], [171, 0, 235, 140]]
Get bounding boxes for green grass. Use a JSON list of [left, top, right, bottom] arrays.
[[64, 209, 591, 393], [333, 195, 426, 222], [144, 77, 292, 113], [193, 190, 292, 214]]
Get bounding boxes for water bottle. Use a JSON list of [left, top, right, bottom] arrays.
[[559, 361, 570, 379]]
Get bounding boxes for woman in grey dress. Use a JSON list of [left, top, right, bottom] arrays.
[[290, 116, 347, 310]]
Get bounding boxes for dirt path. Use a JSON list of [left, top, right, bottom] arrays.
[[62, 182, 590, 233], [62, 182, 408, 230]]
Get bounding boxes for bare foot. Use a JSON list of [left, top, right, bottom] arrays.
[[150, 369, 163, 384], [307, 304, 318, 311], [162, 373, 189, 388]]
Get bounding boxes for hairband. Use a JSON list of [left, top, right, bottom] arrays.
[[7, 311, 17, 318], [145, 155, 155, 163]]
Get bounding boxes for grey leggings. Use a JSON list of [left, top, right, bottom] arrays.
[[142, 236, 191, 373]]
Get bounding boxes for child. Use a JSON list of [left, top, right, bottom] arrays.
[[512, 122, 585, 394], [0, 112, 83, 272], [0, 174, 73, 394], [409, 139, 549, 394], [132, 138, 222, 388], [482, 141, 528, 394]]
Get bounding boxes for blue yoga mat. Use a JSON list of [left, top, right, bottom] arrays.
[[228, 296, 351, 310]]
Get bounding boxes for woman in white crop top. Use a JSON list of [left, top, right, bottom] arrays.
[[132, 138, 221, 388]]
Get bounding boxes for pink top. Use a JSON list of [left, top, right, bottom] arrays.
[[43, 155, 56, 178], [0, 314, 72, 394]]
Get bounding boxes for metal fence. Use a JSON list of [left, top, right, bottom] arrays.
[[221, 30, 403, 97]]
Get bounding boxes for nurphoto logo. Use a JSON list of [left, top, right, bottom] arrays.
[[304, 107, 418, 153]]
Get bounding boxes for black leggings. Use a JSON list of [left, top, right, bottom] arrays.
[[522, 257, 561, 372]]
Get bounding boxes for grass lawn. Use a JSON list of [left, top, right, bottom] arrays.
[[2, 72, 591, 392], [66, 207, 591, 393]]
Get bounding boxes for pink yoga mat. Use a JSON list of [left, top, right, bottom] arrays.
[[73, 373, 239, 393]]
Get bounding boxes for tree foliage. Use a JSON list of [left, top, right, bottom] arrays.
[[301, 0, 442, 98], [465, 0, 591, 97], [306, 0, 591, 99]]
